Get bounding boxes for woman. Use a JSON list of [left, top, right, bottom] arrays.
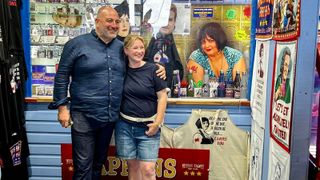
[[115, 0, 130, 41], [194, 117, 214, 144], [187, 22, 246, 83], [115, 35, 167, 180], [274, 47, 292, 103]]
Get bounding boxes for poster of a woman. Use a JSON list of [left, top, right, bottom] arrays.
[[270, 41, 297, 152]]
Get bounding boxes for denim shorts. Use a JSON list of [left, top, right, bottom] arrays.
[[115, 119, 160, 162]]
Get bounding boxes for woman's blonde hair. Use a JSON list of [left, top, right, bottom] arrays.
[[123, 35, 145, 49]]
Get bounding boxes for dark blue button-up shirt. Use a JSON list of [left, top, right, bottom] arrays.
[[50, 30, 125, 123]]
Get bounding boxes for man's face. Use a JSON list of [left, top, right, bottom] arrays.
[[159, 10, 176, 35], [95, 8, 120, 42]]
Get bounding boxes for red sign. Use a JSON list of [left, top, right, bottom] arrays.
[[61, 144, 209, 179]]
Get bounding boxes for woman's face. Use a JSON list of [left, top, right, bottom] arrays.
[[202, 120, 209, 130], [118, 14, 130, 37], [125, 39, 145, 63], [282, 54, 290, 80], [201, 34, 219, 57], [159, 10, 176, 35]]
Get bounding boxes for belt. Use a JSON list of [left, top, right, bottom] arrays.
[[120, 112, 157, 123]]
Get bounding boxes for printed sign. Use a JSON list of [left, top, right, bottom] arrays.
[[193, 8, 213, 18], [61, 144, 209, 180], [272, 0, 300, 40], [270, 41, 297, 152], [251, 40, 271, 128], [268, 139, 290, 180], [255, 0, 273, 39]]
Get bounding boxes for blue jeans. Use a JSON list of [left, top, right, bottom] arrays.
[[115, 119, 160, 162], [71, 111, 115, 180]]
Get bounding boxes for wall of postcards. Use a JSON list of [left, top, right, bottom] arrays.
[[29, 0, 126, 97]]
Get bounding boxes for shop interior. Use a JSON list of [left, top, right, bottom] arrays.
[[0, 0, 319, 179]]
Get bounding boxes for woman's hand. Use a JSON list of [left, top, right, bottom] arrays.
[[145, 122, 160, 136], [274, 87, 282, 102], [187, 60, 204, 84], [145, 88, 167, 136]]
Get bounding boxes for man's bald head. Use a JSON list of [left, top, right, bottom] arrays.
[[95, 6, 120, 43], [96, 6, 118, 19]]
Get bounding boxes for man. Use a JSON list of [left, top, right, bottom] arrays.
[[49, 6, 165, 179], [144, 4, 184, 91]]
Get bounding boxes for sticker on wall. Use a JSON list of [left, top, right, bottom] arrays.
[[272, 0, 300, 40], [270, 40, 297, 152], [243, 5, 251, 19], [193, 8, 213, 18], [226, 8, 236, 20], [234, 29, 249, 41], [255, 0, 274, 39]]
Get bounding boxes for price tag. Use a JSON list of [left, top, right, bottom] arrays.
[[39, 36, 56, 44], [55, 36, 70, 45]]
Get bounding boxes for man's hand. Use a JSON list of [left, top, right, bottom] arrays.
[[58, 105, 72, 128], [156, 64, 166, 80]]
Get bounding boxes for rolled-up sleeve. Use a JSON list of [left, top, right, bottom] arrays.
[[48, 41, 76, 109]]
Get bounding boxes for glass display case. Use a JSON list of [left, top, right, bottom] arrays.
[[27, 0, 251, 100], [29, 0, 111, 97]]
